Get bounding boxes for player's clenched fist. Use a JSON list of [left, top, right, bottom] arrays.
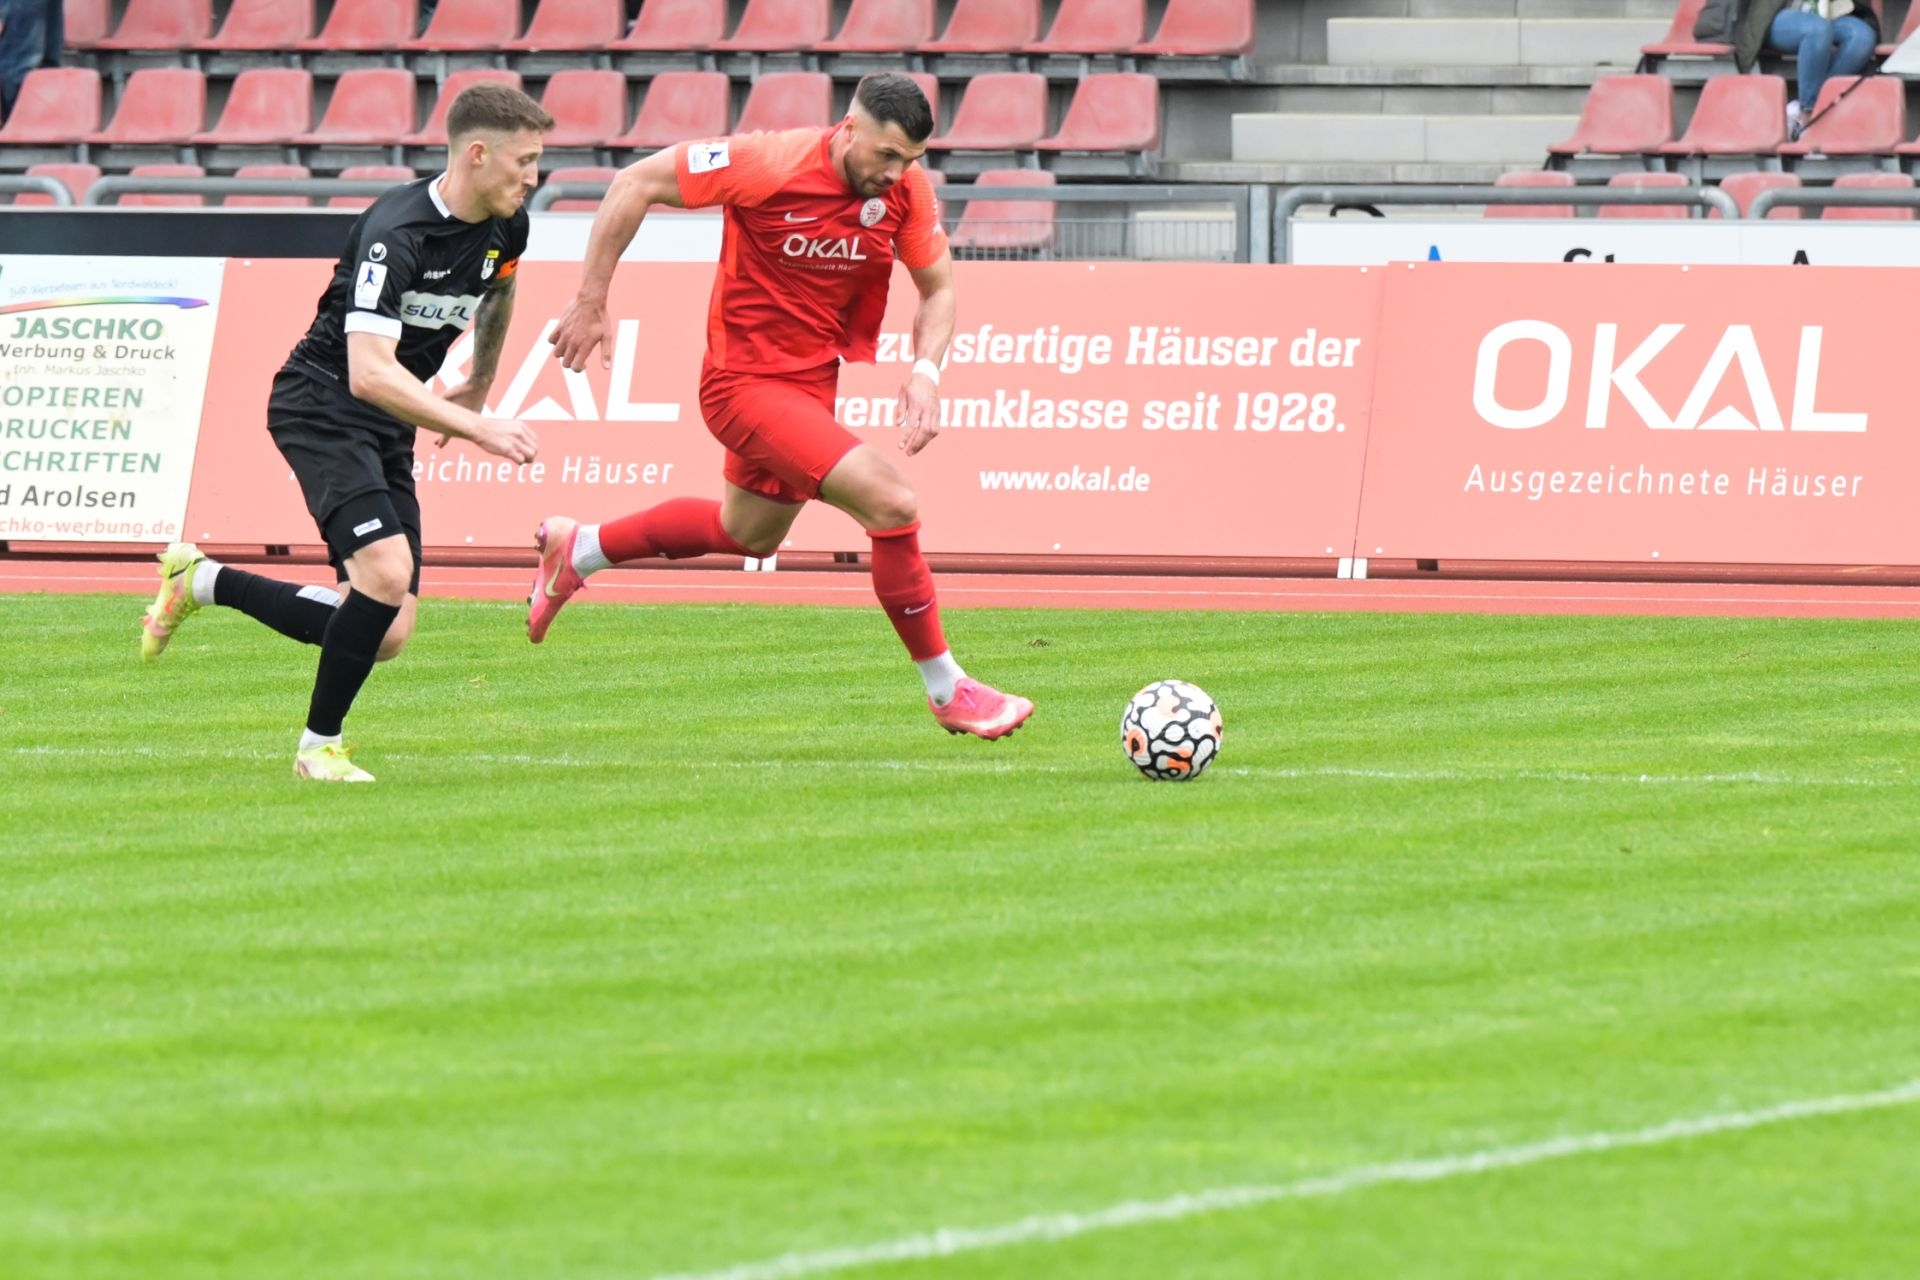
[[549, 299, 610, 373]]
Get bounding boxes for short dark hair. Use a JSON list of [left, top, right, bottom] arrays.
[[447, 83, 556, 141], [853, 73, 934, 145]]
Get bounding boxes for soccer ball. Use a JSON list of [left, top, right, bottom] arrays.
[[1121, 680, 1222, 781]]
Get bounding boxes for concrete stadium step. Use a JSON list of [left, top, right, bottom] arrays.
[[1326, 17, 1668, 68], [1230, 111, 1576, 165]]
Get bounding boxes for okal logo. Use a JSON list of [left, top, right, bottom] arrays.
[[781, 234, 869, 261], [1472, 321, 1866, 433]]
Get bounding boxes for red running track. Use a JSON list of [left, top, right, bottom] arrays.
[[10, 557, 1920, 619]]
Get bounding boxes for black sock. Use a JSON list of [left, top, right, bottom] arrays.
[[212, 566, 339, 646], [306, 592, 401, 738]]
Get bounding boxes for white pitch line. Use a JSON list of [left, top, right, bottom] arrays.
[[0, 744, 1901, 788], [652, 1077, 1920, 1280]]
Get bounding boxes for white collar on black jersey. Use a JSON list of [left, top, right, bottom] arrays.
[[428, 174, 453, 220]]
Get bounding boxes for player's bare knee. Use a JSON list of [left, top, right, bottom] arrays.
[[348, 542, 413, 604], [870, 487, 917, 532], [737, 531, 783, 557]]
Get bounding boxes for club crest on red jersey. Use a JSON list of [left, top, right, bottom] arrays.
[[860, 198, 886, 227]]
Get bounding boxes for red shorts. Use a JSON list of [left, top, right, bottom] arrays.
[[699, 360, 859, 505]]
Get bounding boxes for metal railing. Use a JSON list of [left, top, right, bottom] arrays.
[[0, 174, 74, 205], [1274, 184, 1740, 262], [532, 180, 1271, 263], [27, 175, 1907, 254], [1746, 186, 1920, 218], [79, 175, 412, 206]]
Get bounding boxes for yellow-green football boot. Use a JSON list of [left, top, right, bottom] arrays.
[[140, 542, 206, 660], [293, 742, 375, 783]]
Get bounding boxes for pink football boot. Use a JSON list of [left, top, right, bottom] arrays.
[[931, 678, 1034, 740], [528, 516, 585, 643]]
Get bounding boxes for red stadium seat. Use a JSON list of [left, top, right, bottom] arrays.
[[712, 0, 831, 53], [1036, 73, 1159, 154], [920, 165, 946, 185], [295, 69, 418, 146], [0, 68, 103, 144], [331, 164, 416, 209], [66, 0, 114, 49], [15, 163, 103, 207], [1823, 170, 1915, 220], [610, 71, 730, 149], [1641, 0, 1730, 60], [1026, 0, 1144, 55], [227, 163, 311, 208], [908, 72, 941, 127], [1597, 170, 1691, 219], [123, 163, 206, 207], [926, 73, 1047, 151], [1547, 75, 1674, 158], [540, 70, 629, 148], [1483, 169, 1575, 218], [1713, 170, 1801, 219], [404, 0, 523, 50], [819, 0, 935, 52], [952, 168, 1055, 254], [1876, 2, 1920, 56], [1133, 0, 1253, 57], [509, 0, 626, 50], [95, 0, 213, 50], [191, 68, 312, 146], [613, 0, 729, 50], [733, 72, 833, 133], [88, 68, 206, 146], [1658, 74, 1787, 160], [1778, 76, 1905, 157], [297, 0, 417, 50], [400, 70, 523, 147], [922, 0, 1038, 53], [542, 165, 618, 212], [197, 0, 315, 50]]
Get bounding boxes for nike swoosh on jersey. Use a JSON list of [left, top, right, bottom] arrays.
[[783, 213, 820, 223]]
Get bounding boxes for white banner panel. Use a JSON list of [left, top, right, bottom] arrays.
[[1291, 220, 1920, 267], [0, 256, 226, 543]]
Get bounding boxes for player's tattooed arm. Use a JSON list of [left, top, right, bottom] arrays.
[[465, 275, 517, 401]]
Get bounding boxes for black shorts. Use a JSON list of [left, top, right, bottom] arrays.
[[267, 368, 423, 594]]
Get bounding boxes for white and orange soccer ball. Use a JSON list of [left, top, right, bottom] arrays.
[[1121, 680, 1222, 781]]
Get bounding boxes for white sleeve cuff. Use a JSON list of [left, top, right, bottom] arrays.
[[344, 312, 403, 340]]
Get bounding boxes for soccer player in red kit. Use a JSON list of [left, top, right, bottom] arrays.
[[539, 72, 1033, 740]]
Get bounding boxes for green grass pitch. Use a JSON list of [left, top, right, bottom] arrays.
[[5, 590, 1920, 1278]]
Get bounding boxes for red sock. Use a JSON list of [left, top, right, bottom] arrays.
[[599, 498, 748, 563], [869, 522, 947, 661]]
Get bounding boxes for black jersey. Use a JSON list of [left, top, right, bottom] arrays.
[[281, 175, 529, 433]]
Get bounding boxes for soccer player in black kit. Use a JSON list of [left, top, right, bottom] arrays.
[[139, 85, 550, 781]]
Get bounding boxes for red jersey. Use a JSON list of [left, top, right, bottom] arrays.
[[674, 124, 948, 374]]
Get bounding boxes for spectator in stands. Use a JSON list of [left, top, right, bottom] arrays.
[[1739, 1, 1880, 140], [0, 0, 64, 121]]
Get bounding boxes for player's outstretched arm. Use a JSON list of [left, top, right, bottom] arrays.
[[347, 330, 539, 463], [899, 251, 957, 457], [550, 148, 686, 373]]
